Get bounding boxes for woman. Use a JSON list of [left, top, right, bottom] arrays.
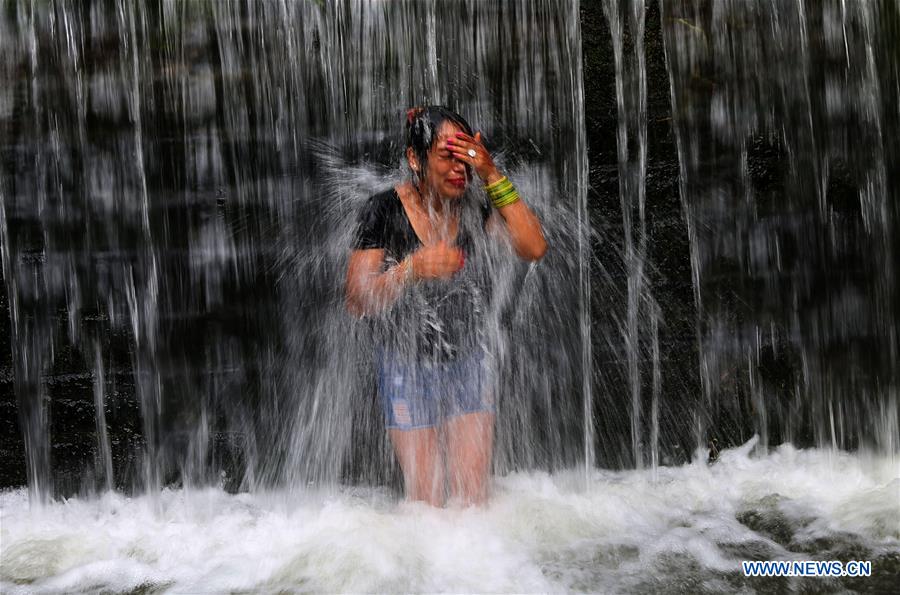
[[345, 106, 547, 506]]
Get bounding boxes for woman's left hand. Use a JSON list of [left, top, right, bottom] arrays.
[[446, 132, 504, 185]]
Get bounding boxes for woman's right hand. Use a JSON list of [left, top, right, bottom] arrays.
[[409, 241, 465, 280]]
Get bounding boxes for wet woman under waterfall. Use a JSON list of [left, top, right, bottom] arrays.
[[345, 106, 547, 506]]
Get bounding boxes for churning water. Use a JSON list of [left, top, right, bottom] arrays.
[[1, 0, 898, 592], [2, 441, 898, 593]]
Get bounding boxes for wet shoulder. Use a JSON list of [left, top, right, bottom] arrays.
[[368, 187, 402, 212], [353, 187, 409, 254]]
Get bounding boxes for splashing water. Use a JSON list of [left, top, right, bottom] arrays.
[[1, 0, 899, 591], [0, 0, 591, 499], [1, 440, 897, 593]]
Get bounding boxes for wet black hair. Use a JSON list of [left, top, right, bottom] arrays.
[[405, 105, 474, 184]]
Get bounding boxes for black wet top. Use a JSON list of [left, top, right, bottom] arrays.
[[352, 188, 492, 362]]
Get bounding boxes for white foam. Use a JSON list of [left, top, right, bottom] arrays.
[[1, 440, 897, 593]]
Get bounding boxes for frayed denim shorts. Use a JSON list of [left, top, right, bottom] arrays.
[[375, 348, 494, 430]]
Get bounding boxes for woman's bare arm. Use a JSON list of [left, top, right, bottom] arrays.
[[345, 249, 411, 317], [487, 199, 547, 261], [345, 242, 465, 316]]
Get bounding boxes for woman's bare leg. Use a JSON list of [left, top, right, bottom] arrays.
[[445, 411, 494, 506], [389, 428, 444, 506]]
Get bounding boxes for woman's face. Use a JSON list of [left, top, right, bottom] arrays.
[[416, 121, 469, 200]]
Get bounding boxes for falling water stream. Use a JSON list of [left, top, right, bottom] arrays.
[[1, 0, 897, 592], [1, 0, 592, 496], [660, 0, 898, 455]]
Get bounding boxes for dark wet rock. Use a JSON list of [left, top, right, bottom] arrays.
[[841, 551, 900, 595], [791, 532, 872, 558], [539, 543, 641, 591], [736, 494, 812, 548], [717, 539, 779, 562]]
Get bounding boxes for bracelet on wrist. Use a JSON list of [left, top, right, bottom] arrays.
[[484, 175, 521, 209]]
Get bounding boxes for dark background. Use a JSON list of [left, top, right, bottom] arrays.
[[0, 0, 695, 489], [2, 0, 898, 492]]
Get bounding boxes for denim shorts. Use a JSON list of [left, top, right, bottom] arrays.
[[375, 348, 494, 430]]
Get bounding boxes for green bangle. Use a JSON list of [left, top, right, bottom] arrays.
[[493, 191, 520, 208], [485, 176, 521, 209], [485, 177, 512, 197], [485, 176, 510, 193]]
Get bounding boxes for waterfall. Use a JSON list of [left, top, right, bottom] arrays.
[[1, 2, 898, 592], [603, 0, 659, 470], [660, 0, 898, 455], [0, 0, 591, 499]]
